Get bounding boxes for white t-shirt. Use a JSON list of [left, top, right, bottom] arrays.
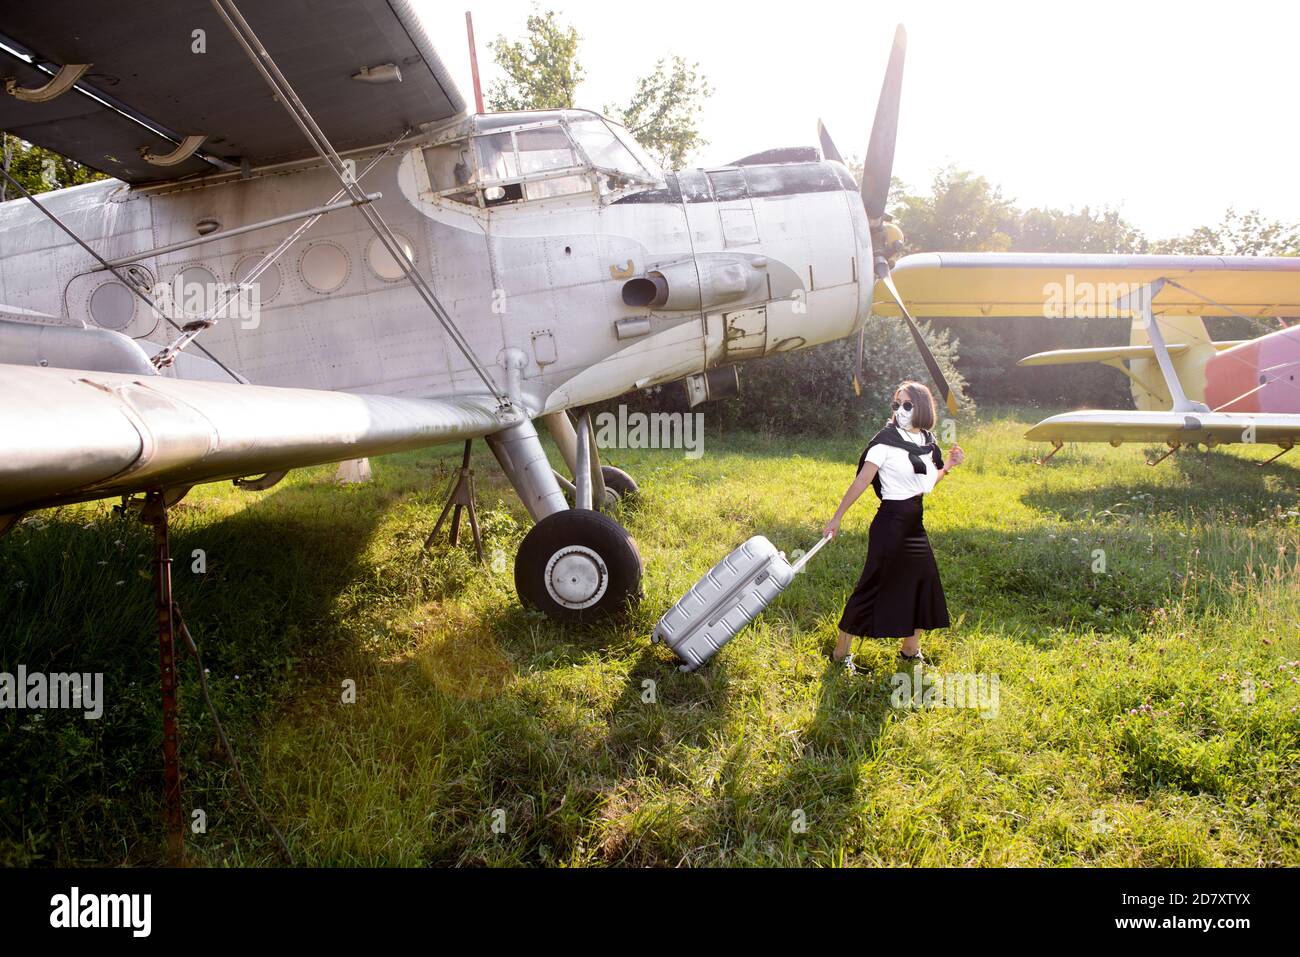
[[864, 427, 941, 500]]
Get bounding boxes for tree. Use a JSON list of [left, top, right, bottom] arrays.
[[1, 133, 105, 200], [488, 8, 711, 170], [486, 8, 584, 112], [1152, 207, 1299, 257], [1017, 205, 1147, 254], [884, 168, 1151, 406], [892, 166, 1018, 253], [605, 56, 712, 170]]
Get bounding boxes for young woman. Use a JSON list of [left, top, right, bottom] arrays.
[[823, 381, 965, 664]]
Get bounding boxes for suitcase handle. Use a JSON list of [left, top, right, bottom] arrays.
[[790, 532, 832, 574]]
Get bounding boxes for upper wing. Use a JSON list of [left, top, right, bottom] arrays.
[[0, 0, 465, 184], [0, 363, 516, 515], [1024, 410, 1300, 447], [874, 253, 1300, 319]]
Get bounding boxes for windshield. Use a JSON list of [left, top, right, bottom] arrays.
[[610, 122, 664, 179], [570, 118, 662, 182], [451, 113, 662, 207]]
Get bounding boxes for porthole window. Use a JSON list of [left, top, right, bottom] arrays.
[[89, 280, 135, 330], [300, 242, 350, 294], [366, 233, 415, 282], [234, 254, 283, 307], [172, 265, 218, 320]]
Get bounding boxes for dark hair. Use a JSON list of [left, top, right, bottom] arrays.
[[892, 380, 936, 432]]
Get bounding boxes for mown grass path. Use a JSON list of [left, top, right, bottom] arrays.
[[2, 408, 1296, 865]]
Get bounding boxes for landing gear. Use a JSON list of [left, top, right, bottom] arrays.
[[515, 509, 643, 621], [598, 465, 639, 505], [554, 464, 640, 510], [485, 415, 644, 622]]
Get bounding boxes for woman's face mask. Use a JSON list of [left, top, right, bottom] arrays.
[[892, 397, 914, 430]]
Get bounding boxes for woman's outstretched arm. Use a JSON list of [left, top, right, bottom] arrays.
[[933, 444, 965, 485], [824, 462, 878, 538]]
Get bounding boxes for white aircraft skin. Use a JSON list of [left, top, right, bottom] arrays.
[[0, 109, 871, 412]]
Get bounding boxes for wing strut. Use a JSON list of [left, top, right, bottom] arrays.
[[1119, 279, 1210, 415], [209, 0, 513, 412]]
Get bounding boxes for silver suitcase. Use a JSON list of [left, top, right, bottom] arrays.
[[652, 533, 830, 672]]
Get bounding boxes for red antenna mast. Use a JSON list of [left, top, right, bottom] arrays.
[[465, 11, 485, 114]]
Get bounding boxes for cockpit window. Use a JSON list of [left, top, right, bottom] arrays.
[[475, 131, 519, 183], [515, 127, 578, 174], [420, 112, 661, 209], [615, 125, 664, 179], [421, 140, 477, 205], [570, 118, 662, 183]]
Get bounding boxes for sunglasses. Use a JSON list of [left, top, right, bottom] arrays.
[[891, 400, 914, 412]]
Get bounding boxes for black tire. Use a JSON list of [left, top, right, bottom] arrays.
[[515, 509, 643, 622], [600, 465, 639, 506]]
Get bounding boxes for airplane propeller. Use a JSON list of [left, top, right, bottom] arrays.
[[820, 24, 960, 416]]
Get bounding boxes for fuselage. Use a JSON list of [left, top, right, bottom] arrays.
[[0, 109, 873, 415], [1205, 324, 1300, 413]]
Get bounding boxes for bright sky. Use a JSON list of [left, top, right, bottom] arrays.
[[416, 0, 1299, 240]]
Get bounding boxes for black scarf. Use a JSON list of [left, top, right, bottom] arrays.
[[856, 427, 945, 500]]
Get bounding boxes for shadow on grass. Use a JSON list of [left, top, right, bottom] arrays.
[[0, 470, 423, 866], [1023, 448, 1299, 524]]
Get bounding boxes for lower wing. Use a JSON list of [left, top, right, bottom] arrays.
[[1024, 410, 1300, 447], [0, 363, 519, 516]]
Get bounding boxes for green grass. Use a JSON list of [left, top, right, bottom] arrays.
[[2, 406, 1297, 866]]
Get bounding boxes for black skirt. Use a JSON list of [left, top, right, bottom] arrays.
[[837, 495, 950, 638]]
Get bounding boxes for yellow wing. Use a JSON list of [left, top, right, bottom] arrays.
[[1025, 410, 1299, 447], [874, 253, 1300, 319]]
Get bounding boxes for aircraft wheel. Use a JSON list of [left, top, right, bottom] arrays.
[[600, 466, 639, 506], [516, 509, 643, 622]]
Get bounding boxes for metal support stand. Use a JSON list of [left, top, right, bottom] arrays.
[[425, 440, 484, 561], [1036, 441, 1064, 465], [1259, 443, 1294, 467], [1146, 444, 1180, 467], [139, 490, 184, 866]]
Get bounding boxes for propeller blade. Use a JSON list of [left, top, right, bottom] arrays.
[[817, 119, 845, 166], [862, 24, 907, 221], [879, 271, 959, 416]]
